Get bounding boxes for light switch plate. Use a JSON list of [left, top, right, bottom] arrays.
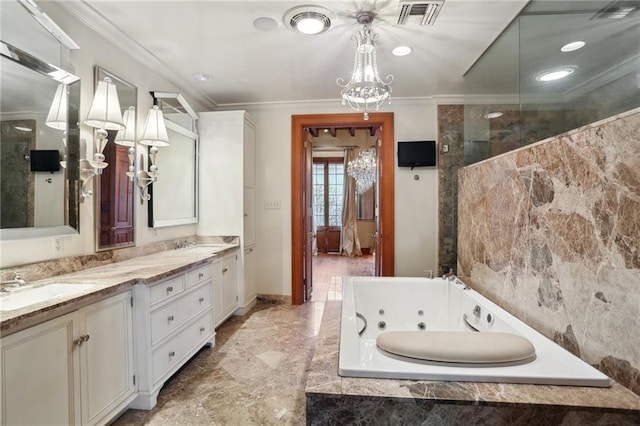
[[264, 200, 281, 210]]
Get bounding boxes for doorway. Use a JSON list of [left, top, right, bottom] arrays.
[[291, 112, 395, 305]]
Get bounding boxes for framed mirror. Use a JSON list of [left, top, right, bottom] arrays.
[[147, 92, 198, 228], [94, 67, 137, 250], [0, 40, 81, 240]]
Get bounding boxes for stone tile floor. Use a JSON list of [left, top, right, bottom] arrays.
[[112, 254, 374, 425]]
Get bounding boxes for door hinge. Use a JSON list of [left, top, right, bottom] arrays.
[[236, 254, 238, 260], [133, 374, 136, 385], [236, 295, 238, 302], [130, 296, 133, 307]]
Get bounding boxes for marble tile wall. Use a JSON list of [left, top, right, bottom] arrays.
[[437, 105, 465, 275], [458, 107, 640, 395]]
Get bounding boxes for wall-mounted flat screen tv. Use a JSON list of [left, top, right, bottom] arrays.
[[397, 141, 436, 168], [30, 150, 60, 172]]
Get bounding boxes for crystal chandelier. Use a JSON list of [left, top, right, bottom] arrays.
[[347, 148, 377, 193], [337, 11, 393, 120]]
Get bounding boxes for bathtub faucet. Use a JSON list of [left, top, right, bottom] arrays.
[[442, 269, 456, 281]]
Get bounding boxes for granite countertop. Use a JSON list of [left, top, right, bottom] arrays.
[[306, 280, 640, 416], [0, 244, 239, 336]]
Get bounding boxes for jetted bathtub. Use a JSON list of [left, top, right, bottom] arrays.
[[339, 276, 610, 387]]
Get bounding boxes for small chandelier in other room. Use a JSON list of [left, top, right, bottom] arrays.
[[337, 11, 393, 120], [347, 148, 377, 193]]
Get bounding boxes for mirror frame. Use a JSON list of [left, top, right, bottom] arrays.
[[0, 40, 81, 240], [94, 67, 137, 251], [147, 92, 199, 228]]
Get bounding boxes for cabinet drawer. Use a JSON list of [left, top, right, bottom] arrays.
[[150, 283, 212, 345], [149, 275, 185, 307], [186, 264, 211, 289], [151, 311, 214, 385]]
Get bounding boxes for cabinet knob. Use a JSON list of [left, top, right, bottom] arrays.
[[168, 315, 174, 322], [167, 286, 174, 293], [168, 351, 175, 358], [73, 334, 90, 346], [199, 297, 205, 303], [199, 327, 205, 333], [222, 268, 228, 273]]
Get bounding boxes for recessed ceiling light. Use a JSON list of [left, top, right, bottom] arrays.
[[392, 46, 412, 56], [253, 16, 278, 32], [484, 112, 503, 119], [284, 6, 334, 35], [15, 126, 33, 132], [535, 66, 576, 82], [560, 41, 585, 52], [192, 72, 212, 81]]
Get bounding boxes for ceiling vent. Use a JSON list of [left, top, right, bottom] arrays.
[[396, 0, 444, 26]]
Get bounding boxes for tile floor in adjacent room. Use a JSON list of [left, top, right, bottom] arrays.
[[112, 254, 374, 425]]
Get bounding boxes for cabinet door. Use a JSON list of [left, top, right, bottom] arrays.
[[1, 312, 80, 426], [211, 260, 225, 327], [221, 253, 238, 317], [243, 185, 255, 246], [79, 291, 135, 425], [243, 117, 256, 186], [244, 245, 256, 301]]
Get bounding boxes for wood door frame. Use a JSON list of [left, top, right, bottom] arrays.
[[291, 112, 395, 305]]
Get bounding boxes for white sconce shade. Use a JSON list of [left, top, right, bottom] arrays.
[[139, 105, 170, 146], [115, 106, 136, 146], [84, 77, 125, 130], [46, 84, 67, 130]]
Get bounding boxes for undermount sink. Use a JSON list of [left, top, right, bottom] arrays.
[[0, 283, 98, 312], [180, 244, 233, 254]]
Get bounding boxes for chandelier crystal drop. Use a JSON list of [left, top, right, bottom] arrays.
[[347, 148, 377, 193], [337, 12, 393, 120]]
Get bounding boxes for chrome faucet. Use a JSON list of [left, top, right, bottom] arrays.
[[0, 272, 28, 291], [442, 269, 456, 281]]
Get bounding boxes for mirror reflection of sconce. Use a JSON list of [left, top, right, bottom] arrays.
[[113, 103, 170, 202], [114, 105, 137, 180], [46, 84, 68, 169]]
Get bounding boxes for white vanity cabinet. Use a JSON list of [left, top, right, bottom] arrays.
[[1, 291, 135, 426], [198, 110, 257, 315], [212, 250, 239, 327], [131, 262, 215, 410]]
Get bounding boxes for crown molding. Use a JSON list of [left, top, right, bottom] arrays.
[[56, 1, 217, 111]]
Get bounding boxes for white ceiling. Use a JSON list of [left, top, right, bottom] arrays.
[[59, 0, 529, 109]]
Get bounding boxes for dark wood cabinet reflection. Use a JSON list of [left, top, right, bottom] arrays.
[[99, 132, 133, 247]]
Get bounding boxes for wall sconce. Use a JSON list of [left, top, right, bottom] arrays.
[[136, 105, 170, 202], [83, 77, 124, 175], [79, 158, 97, 198]]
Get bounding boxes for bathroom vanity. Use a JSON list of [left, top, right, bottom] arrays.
[[0, 244, 239, 425]]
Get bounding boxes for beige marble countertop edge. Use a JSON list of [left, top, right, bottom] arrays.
[[0, 244, 239, 336]]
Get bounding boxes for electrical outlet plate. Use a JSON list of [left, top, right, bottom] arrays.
[[54, 237, 63, 252]]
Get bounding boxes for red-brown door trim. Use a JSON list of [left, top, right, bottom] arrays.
[[291, 113, 395, 305]]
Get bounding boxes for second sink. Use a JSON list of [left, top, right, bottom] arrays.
[[0, 283, 99, 311]]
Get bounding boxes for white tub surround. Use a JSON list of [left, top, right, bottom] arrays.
[[306, 279, 640, 425], [340, 277, 609, 387]]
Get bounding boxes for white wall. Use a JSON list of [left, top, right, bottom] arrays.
[[219, 98, 452, 296], [0, 3, 208, 268]]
